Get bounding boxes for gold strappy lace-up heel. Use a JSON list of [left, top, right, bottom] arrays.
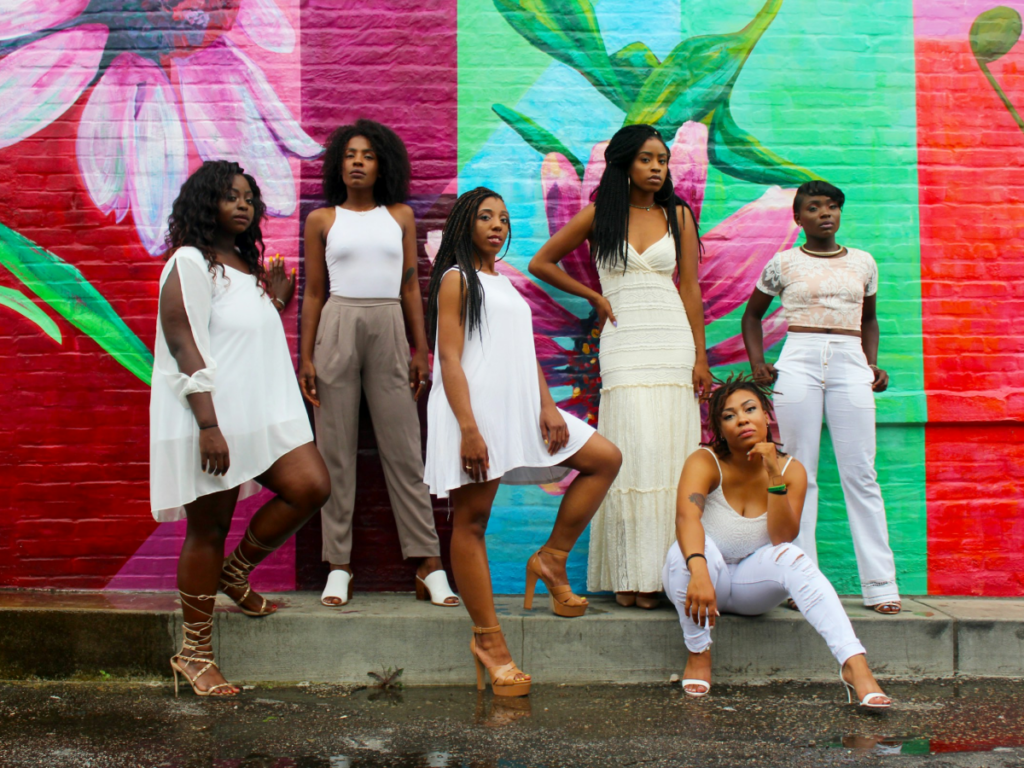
[[470, 625, 531, 697], [219, 527, 276, 617], [523, 546, 589, 618], [169, 591, 239, 697]]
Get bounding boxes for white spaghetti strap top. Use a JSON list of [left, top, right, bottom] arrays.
[[698, 446, 794, 563], [324, 206, 404, 298]]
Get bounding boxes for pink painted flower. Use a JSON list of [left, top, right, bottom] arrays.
[[0, 0, 318, 254]]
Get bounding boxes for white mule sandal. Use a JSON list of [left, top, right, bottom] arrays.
[[681, 679, 711, 698], [415, 569, 460, 607], [321, 570, 353, 607]]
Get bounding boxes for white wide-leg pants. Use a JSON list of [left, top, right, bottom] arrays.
[[772, 333, 899, 606], [663, 538, 866, 667]]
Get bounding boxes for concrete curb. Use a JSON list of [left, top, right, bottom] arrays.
[[1, 591, 1021, 685]]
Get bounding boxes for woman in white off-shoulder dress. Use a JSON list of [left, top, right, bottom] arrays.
[[530, 124, 710, 608], [151, 161, 330, 697]]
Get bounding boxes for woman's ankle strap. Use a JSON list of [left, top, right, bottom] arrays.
[[539, 546, 570, 559], [472, 625, 501, 635]]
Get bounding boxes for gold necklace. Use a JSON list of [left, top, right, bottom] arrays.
[[800, 244, 845, 257], [629, 203, 655, 211]]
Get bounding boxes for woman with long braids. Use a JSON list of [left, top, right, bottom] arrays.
[[151, 160, 331, 696], [664, 375, 890, 708], [530, 124, 711, 609], [741, 180, 901, 614], [300, 119, 458, 608], [425, 187, 621, 696]]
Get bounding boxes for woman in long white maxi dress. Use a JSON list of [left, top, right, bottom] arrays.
[[151, 161, 330, 697], [530, 125, 710, 608], [424, 187, 621, 697]]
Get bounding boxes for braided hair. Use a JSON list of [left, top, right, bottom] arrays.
[[165, 160, 267, 285], [426, 187, 510, 344], [590, 124, 700, 272], [703, 373, 784, 458]]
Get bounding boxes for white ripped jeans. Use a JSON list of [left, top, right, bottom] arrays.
[[663, 538, 867, 667], [772, 333, 899, 606]]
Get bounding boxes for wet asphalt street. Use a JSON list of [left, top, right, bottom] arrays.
[[1, 680, 1023, 767]]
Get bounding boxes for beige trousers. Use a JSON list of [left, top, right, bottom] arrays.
[[313, 296, 439, 563]]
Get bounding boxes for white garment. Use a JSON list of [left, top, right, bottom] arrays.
[[149, 246, 313, 521], [772, 333, 899, 605], [325, 206, 404, 298], [697, 446, 794, 563], [588, 232, 701, 593], [424, 269, 594, 498], [756, 247, 878, 332], [663, 537, 867, 667]]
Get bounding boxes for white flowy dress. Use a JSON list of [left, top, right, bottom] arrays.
[[587, 234, 701, 593], [424, 268, 594, 498], [149, 246, 313, 522]]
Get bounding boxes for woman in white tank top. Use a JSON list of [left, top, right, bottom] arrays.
[[299, 120, 457, 608], [663, 375, 891, 708]]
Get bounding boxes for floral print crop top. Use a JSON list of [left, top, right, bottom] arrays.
[[755, 247, 878, 331]]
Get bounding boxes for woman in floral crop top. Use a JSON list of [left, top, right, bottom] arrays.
[[741, 181, 900, 615]]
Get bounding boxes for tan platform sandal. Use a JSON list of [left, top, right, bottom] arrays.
[[169, 591, 239, 697], [524, 546, 588, 618], [220, 527, 276, 617], [470, 625, 531, 697]]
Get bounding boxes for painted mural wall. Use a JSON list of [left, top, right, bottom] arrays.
[[0, 0, 1020, 596]]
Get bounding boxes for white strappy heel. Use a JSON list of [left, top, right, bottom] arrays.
[[415, 569, 460, 607], [321, 570, 353, 607], [840, 670, 892, 709]]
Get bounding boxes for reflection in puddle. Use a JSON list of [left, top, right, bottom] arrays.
[[825, 735, 931, 755], [214, 755, 532, 767]]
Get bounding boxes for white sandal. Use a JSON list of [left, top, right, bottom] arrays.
[[681, 679, 711, 698], [321, 570, 353, 607], [840, 671, 891, 709], [415, 570, 460, 607]]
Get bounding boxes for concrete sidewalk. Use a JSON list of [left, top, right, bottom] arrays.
[[1, 590, 1022, 685]]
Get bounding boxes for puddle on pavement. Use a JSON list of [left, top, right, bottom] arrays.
[[823, 733, 1024, 756]]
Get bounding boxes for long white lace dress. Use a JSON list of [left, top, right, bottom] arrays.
[[587, 233, 701, 593]]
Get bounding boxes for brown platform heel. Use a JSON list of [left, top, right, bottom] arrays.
[[470, 625, 531, 697], [169, 591, 239, 697], [219, 527, 277, 617], [523, 546, 589, 617]]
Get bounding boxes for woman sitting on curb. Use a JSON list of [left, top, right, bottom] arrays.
[[662, 375, 891, 708]]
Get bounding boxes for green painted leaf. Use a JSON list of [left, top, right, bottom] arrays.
[[492, 0, 630, 111], [0, 285, 62, 343], [0, 222, 153, 384], [708, 101, 821, 186], [610, 42, 660, 106], [492, 104, 586, 178], [624, 0, 782, 134], [970, 6, 1022, 64]]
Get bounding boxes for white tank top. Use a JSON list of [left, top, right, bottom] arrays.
[[324, 206, 404, 298], [698, 446, 794, 563]]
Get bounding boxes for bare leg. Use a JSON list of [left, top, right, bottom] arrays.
[[176, 487, 241, 695], [681, 649, 712, 695], [221, 443, 332, 612], [449, 480, 527, 682]]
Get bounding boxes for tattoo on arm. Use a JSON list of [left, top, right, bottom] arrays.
[[688, 493, 706, 513], [402, 267, 416, 286]]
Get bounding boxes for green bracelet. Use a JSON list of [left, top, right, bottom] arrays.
[[767, 484, 788, 495]]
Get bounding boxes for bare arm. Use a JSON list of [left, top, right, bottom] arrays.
[[159, 264, 228, 475], [675, 451, 719, 627], [676, 206, 712, 400], [742, 288, 778, 384], [298, 208, 331, 407], [746, 443, 807, 545], [437, 271, 489, 482], [529, 204, 617, 329], [860, 294, 888, 392], [393, 204, 431, 401]]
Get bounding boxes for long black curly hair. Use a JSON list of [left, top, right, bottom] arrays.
[[165, 160, 267, 284], [591, 124, 700, 272], [321, 119, 411, 207], [703, 373, 784, 458], [426, 187, 510, 344]]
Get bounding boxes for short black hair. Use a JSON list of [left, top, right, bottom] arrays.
[[703, 373, 782, 458], [321, 119, 410, 207], [793, 180, 845, 216]]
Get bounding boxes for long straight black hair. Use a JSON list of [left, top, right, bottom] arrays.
[[590, 124, 700, 272], [426, 187, 511, 344]]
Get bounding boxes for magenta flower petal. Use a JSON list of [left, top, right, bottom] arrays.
[[0, 25, 108, 150], [535, 333, 570, 368], [541, 153, 598, 292], [707, 308, 788, 367], [174, 40, 320, 217], [78, 53, 187, 254], [236, 0, 295, 54], [670, 122, 708, 223], [580, 141, 607, 207], [495, 259, 579, 336], [699, 186, 799, 323], [0, 0, 89, 41]]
